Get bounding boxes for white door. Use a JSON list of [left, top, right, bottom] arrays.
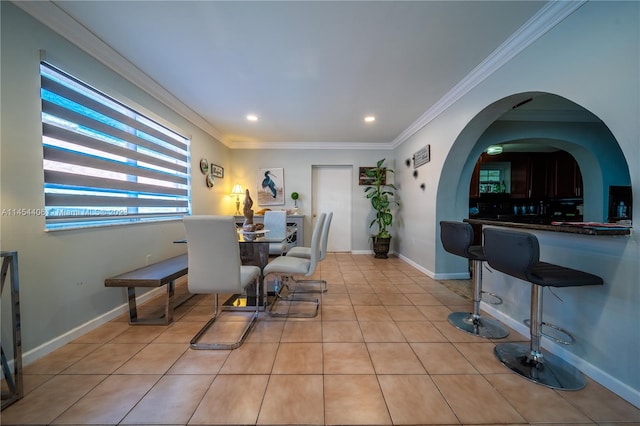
[[312, 166, 352, 252]]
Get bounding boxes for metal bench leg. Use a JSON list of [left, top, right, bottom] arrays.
[[127, 283, 181, 326], [127, 286, 139, 324], [165, 280, 175, 324]]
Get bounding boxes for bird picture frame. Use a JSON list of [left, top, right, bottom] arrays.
[[257, 167, 284, 205]]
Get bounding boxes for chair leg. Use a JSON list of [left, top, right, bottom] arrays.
[[288, 276, 328, 293], [448, 259, 509, 339], [267, 275, 319, 318], [190, 279, 259, 350], [494, 285, 586, 390]]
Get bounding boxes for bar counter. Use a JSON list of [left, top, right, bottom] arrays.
[[465, 218, 631, 236]]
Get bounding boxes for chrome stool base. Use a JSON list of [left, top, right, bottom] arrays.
[[494, 342, 586, 391], [448, 312, 510, 339]]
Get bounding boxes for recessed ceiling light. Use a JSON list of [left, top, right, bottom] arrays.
[[364, 116, 376, 123], [246, 114, 258, 121]]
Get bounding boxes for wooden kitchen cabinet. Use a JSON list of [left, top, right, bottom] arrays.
[[509, 155, 529, 198], [469, 150, 581, 200], [550, 151, 583, 198], [528, 154, 549, 199]]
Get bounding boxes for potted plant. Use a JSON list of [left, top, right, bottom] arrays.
[[364, 158, 399, 258], [290, 191, 301, 214]]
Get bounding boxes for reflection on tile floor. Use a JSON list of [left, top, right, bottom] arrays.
[[3, 253, 639, 425]]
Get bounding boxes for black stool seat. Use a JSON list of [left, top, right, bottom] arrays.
[[528, 263, 604, 288], [440, 221, 509, 339], [483, 227, 603, 390], [466, 246, 484, 261]]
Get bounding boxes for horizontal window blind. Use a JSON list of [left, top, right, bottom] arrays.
[[40, 62, 191, 230]]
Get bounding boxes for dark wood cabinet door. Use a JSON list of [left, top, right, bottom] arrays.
[[553, 151, 580, 198], [510, 155, 529, 198], [529, 154, 548, 199]]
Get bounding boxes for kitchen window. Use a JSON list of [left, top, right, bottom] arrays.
[[479, 162, 510, 194]]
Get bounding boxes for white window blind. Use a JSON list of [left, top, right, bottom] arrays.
[[40, 62, 190, 230]]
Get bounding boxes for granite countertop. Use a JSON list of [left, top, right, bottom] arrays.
[[465, 218, 631, 236]]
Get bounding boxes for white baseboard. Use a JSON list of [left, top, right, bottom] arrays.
[[20, 286, 166, 367], [481, 302, 640, 409], [397, 253, 434, 278], [351, 250, 373, 255], [433, 272, 471, 280]]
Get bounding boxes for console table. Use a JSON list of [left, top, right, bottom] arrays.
[[234, 214, 304, 252]]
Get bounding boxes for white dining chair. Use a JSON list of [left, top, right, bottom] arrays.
[[285, 211, 332, 292], [263, 210, 288, 256], [262, 213, 326, 317], [183, 215, 261, 350]]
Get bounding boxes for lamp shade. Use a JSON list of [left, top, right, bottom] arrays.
[[231, 184, 244, 196]]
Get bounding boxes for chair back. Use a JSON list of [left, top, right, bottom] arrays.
[[482, 227, 539, 282], [440, 221, 474, 259], [306, 213, 326, 275], [319, 212, 333, 260], [264, 210, 287, 241], [183, 215, 243, 294]]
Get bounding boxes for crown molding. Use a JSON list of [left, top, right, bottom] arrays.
[[391, 0, 587, 149], [13, 0, 231, 147], [230, 140, 394, 150]]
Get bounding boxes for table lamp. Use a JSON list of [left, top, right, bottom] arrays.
[[231, 184, 244, 215]]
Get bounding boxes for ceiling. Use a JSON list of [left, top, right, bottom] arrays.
[[23, 1, 563, 148]]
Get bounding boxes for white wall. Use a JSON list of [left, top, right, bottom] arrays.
[[394, 1, 639, 405], [227, 149, 392, 250], [0, 2, 230, 359]]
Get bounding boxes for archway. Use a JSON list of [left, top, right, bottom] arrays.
[[436, 92, 632, 273]]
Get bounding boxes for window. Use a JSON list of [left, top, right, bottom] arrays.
[[479, 169, 502, 193], [479, 162, 510, 194], [40, 63, 190, 230]]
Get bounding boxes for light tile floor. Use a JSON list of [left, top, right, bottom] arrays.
[[3, 253, 639, 425]]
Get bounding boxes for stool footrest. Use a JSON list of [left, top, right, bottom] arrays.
[[494, 342, 585, 390], [480, 291, 503, 305], [448, 311, 509, 339], [523, 319, 576, 345]]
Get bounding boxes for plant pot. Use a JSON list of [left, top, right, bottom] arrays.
[[372, 236, 391, 259]]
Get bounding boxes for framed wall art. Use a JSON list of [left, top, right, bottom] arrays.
[[413, 145, 430, 168], [359, 166, 386, 186], [199, 158, 209, 174], [210, 164, 224, 178], [257, 168, 284, 205]]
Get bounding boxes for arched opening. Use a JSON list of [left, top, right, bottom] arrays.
[[436, 92, 632, 272]]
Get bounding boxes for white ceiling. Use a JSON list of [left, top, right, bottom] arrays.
[[23, 1, 562, 148]]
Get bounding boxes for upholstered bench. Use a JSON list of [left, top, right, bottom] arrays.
[[105, 254, 190, 325]]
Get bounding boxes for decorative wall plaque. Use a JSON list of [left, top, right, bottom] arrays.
[[413, 145, 430, 168]]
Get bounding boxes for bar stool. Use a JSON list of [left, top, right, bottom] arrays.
[[482, 227, 603, 390], [440, 221, 509, 339]]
